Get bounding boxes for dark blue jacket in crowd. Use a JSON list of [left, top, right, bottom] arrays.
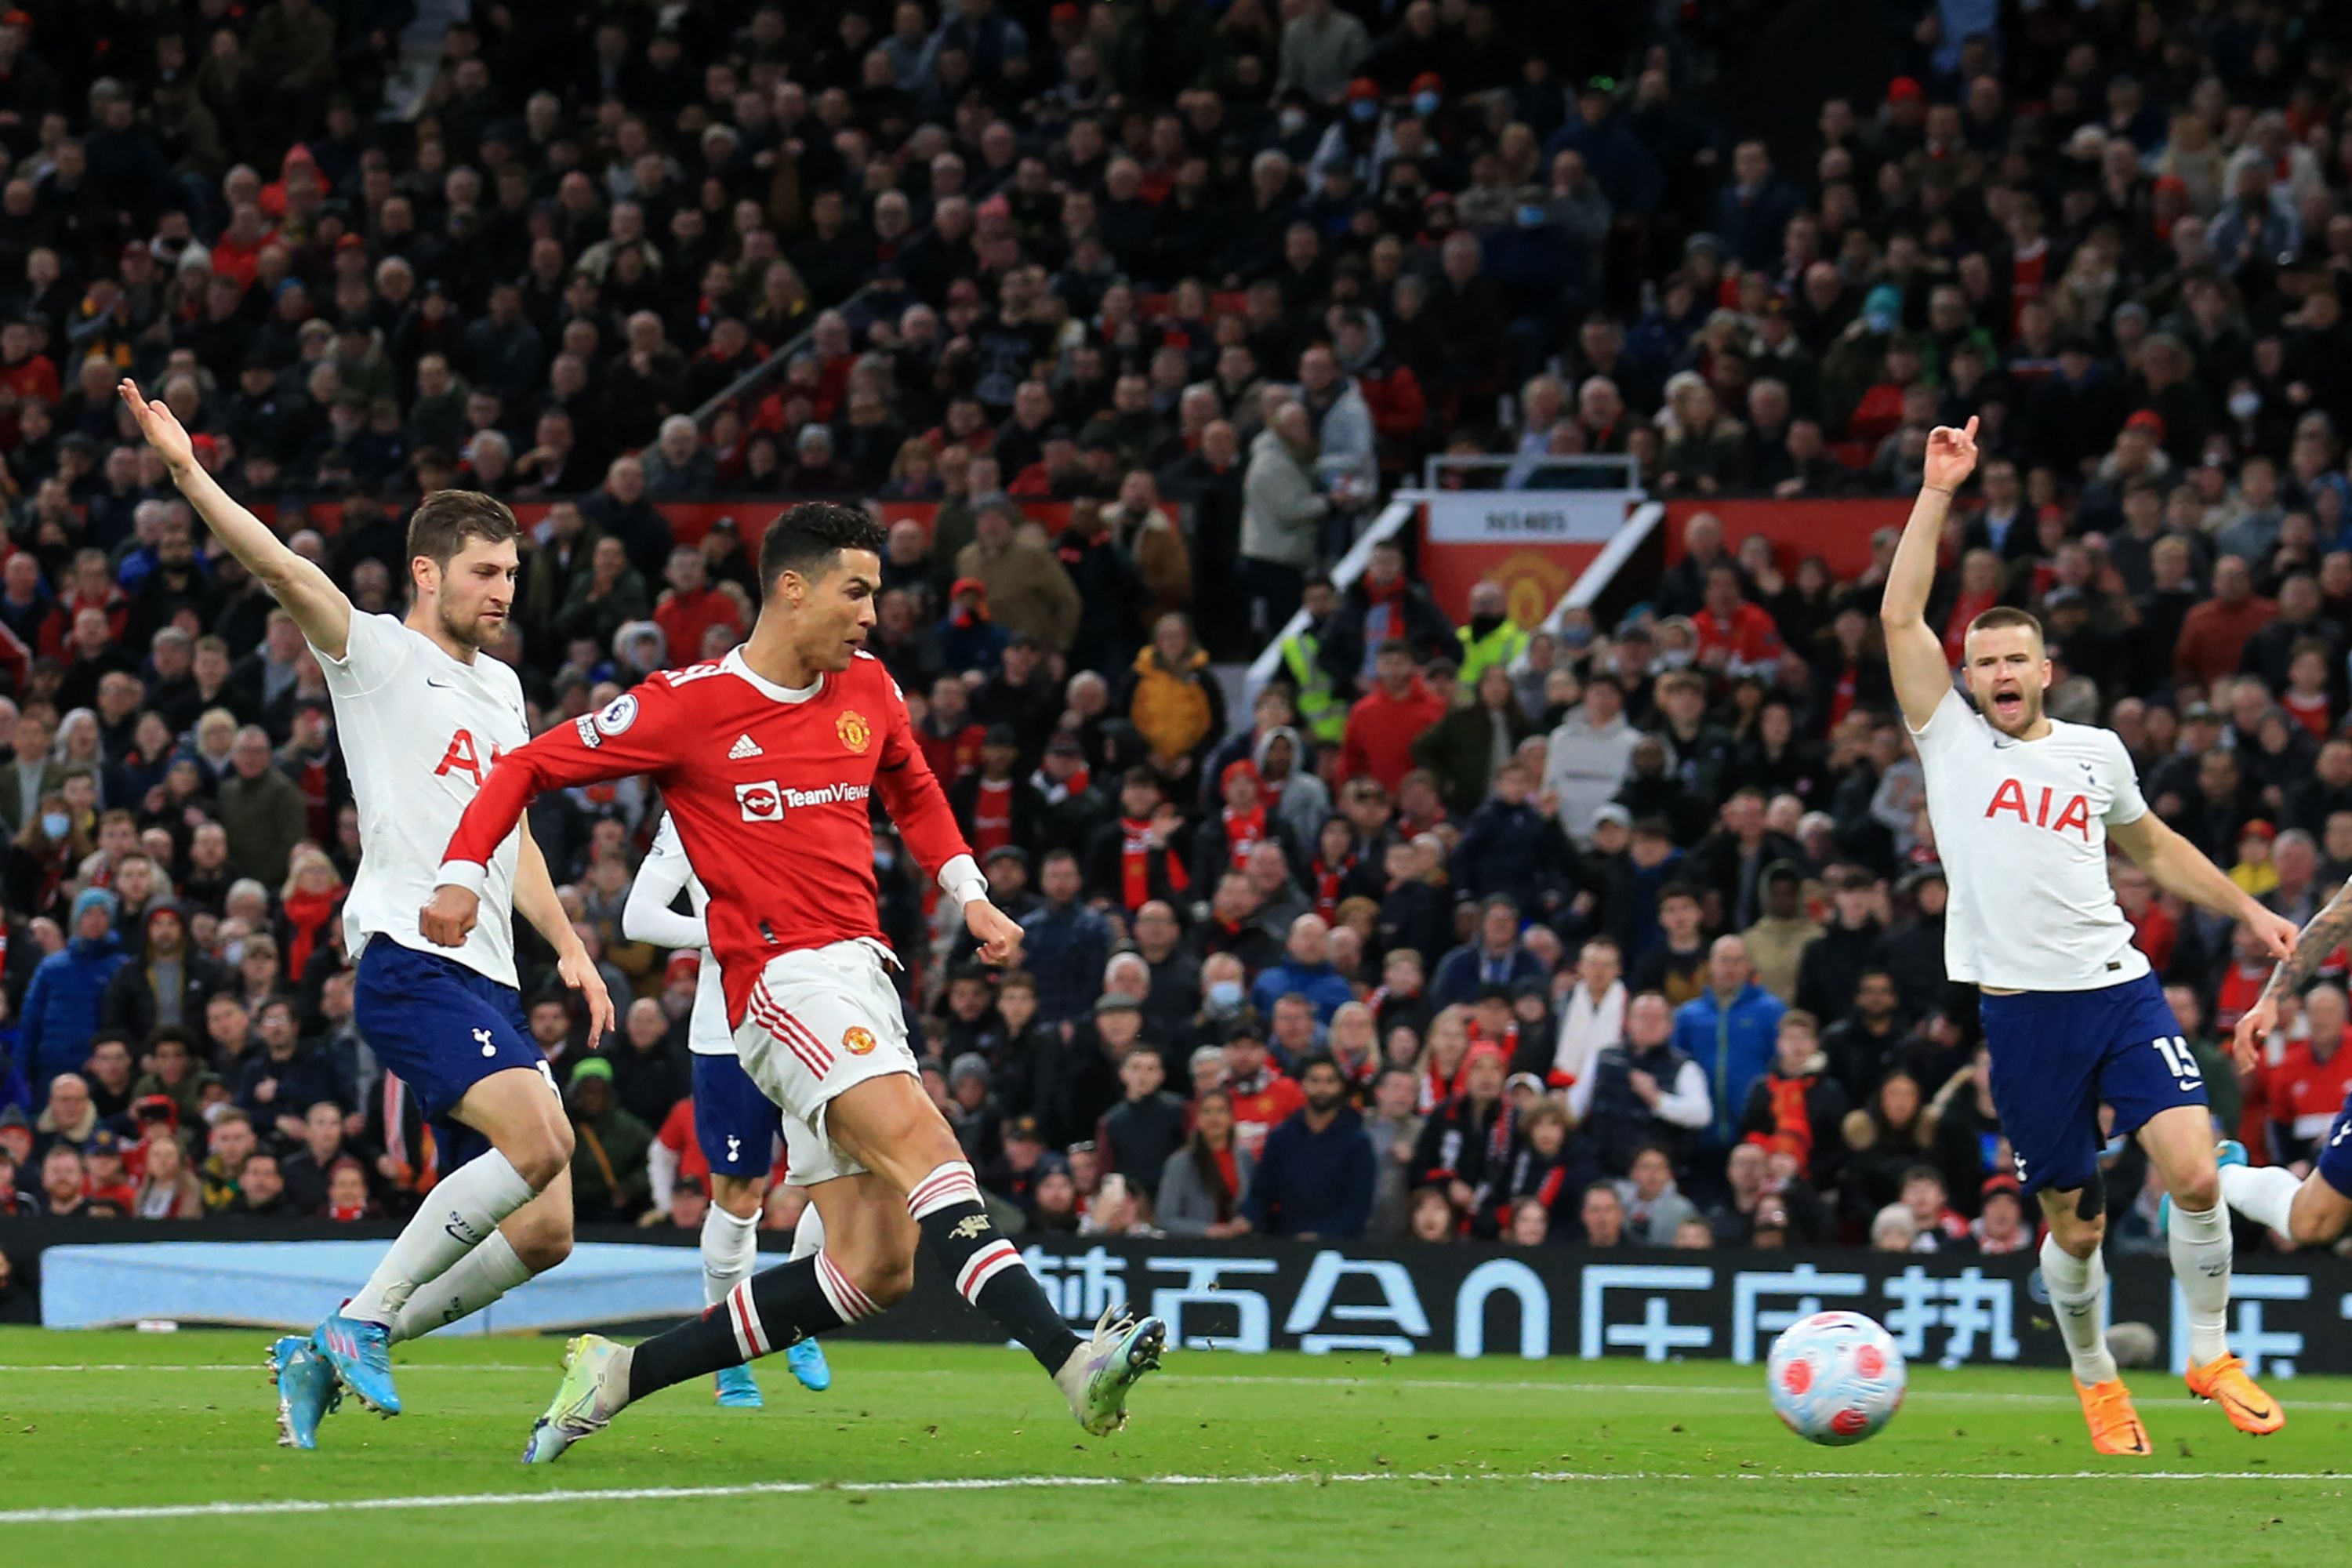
[[17, 934, 129, 1094], [1450, 797, 1578, 918], [1250, 958, 1355, 1024], [1243, 1105, 1374, 1238], [1541, 115, 1663, 215], [1431, 940, 1548, 1011], [1017, 897, 1113, 1026], [1671, 981, 1788, 1149]]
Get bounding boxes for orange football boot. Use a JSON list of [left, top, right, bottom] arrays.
[[2073, 1377, 2154, 1455], [2185, 1353, 2285, 1436]]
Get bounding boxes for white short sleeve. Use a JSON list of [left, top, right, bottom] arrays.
[[1904, 683, 1974, 762], [2102, 731, 2149, 826], [315, 611, 410, 699]]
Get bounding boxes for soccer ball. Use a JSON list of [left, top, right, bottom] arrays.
[[1766, 1311, 1907, 1446]]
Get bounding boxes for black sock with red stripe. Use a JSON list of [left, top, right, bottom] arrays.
[[908, 1160, 1082, 1372], [622, 1251, 877, 1402]]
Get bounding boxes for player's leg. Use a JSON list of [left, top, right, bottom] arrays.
[[522, 1172, 907, 1461], [2223, 1097, 2352, 1247], [819, 1070, 1164, 1434], [782, 1193, 833, 1391], [390, 1167, 575, 1342], [2109, 980, 2282, 1434], [316, 950, 572, 1414], [1979, 989, 2150, 1454], [693, 1051, 777, 1406]]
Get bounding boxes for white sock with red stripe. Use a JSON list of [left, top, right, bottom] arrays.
[[906, 1160, 1082, 1372], [625, 1251, 873, 1403], [343, 1149, 535, 1327], [700, 1203, 761, 1309]]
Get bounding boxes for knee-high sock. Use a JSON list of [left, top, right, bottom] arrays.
[[700, 1203, 761, 1308], [2040, 1233, 2118, 1385], [390, 1231, 533, 1343], [906, 1160, 1082, 1372], [2167, 1200, 2234, 1364], [790, 1197, 825, 1262], [2221, 1162, 2302, 1236], [344, 1150, 535, 1327], [623, 1252, 876, 1403]]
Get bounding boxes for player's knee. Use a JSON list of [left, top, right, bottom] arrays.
[[857, 1255, 915, 1308], [2171, 1171, 2222, 1214], [2288, 1197, 2339, 1248], [505, 1126, 574, 1189], [511, 1218, 573, 1275], [2047, 1209, 2103, 1258]]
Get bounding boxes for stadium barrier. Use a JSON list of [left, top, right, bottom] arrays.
[[1661, 496, 1914, 580], [9, 1221, 2345, 1377]]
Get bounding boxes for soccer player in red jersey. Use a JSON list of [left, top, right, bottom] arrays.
[[419, 503, 1163, 1461]]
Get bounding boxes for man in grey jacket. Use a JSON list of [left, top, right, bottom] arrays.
[[1541, 673, 1642, 841], [1241, 401, 1330, 638]]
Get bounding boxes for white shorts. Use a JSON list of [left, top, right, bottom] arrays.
[[731, 938, 916, 1187]]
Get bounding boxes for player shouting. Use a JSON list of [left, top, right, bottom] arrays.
[[419, 502, 1163, 1459], [120, 381, 615, 1448], [1881, 417, 2295, 1453], [623, 811, 833, 1405]]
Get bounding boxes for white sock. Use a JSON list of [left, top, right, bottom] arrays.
[[343, 1150, 535, 1326], [2221, 1162, 2303, 1237], [700, 1203, 762, 1308], [2039, 1233, 2119, 1385], [2167, 1200, 2234, 1364], [789, 1197, 825, 1263], [390, 1231, 533, 1343]]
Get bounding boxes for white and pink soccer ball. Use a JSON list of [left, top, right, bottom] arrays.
[[1766, 1311, 1907, 1446]]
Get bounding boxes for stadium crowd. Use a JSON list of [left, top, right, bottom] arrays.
[[5, 0, 2352, 1262]]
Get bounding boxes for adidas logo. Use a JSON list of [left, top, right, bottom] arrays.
[[728, 734, 763, 760]]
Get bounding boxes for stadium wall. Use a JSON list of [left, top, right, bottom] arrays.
[[1661, 498, 1913, 580], [8, 1221, 2342, 1378]]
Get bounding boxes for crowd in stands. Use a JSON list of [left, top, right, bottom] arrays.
[[8, 0, 2352, 1261]]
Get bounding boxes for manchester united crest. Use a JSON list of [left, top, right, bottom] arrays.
[[842, 1025, 877, 1055], [837, 710, 872, 753]]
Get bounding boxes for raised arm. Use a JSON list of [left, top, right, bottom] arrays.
[[119, 379, 354, 659], [1880, 417, 1978, 731], [2228, 880, 2352, 1068]]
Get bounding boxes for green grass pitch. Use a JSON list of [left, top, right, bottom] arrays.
[[1, 1330, 2346, 1564]]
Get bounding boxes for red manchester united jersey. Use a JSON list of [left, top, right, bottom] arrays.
[[441, 647, 978, 1026]]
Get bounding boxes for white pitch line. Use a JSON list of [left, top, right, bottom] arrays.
[[18, 1363, 2352, 1415], [3, 1467, 2347, 1526]]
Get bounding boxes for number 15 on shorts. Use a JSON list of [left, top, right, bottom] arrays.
[[2153, 1034, 2202, 1087]]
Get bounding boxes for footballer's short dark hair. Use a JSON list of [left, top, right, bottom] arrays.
[[406, 488, 520, 572], [759, 500, 887, 596]]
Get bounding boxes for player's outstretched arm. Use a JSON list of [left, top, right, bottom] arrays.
[[619, 816, 707, 951], [119, 379, 354, 659], [1881, 417, 1978, 731], [2232, 883, 2352, 1068], [425, 686, 677, 946], [871, 677, 1022, 965], [2110, 810, 2297, 984]]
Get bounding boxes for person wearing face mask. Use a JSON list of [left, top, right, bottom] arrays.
[[1176, 952, 1251, 1061], [1307, 78, 1389, 188]]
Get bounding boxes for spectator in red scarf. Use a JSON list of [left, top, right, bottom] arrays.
[[1735, 1011, 1851, 1189], [1189, 760, 1296, 891], [1083, 767, 1192, 914], [1411, 1040, 1515, 1236], [275, 847, 344, 988]]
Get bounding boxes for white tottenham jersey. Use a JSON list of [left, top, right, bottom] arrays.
[[637, 815, 732, 1055], [317, 612, 528, 987], [1910, 684, 2151, 992]]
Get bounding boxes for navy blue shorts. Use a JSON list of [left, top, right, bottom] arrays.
[[693, 1052, 782, 1179], [2314, 1102, 2352, 1200], [355, 939, 551, 1131], [1980, 971, 2204, 1199]]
